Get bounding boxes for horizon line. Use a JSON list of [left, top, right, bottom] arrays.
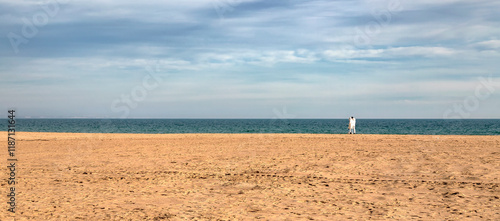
[[13, 117, 500, 120]]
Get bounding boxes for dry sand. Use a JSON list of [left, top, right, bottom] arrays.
[[1, 132, 499, 220]]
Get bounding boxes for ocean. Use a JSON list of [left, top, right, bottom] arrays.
[[3, 119, 500, 135]]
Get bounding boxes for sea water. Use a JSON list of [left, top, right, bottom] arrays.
[[4, 119, 500, 135]]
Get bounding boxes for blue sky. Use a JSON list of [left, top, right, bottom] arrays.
[[1, 0, 500, 118]]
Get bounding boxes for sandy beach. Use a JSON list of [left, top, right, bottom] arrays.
[[1, 132, 499, 220]]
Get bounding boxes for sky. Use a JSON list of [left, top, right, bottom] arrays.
[[1, 0, 500, 119]]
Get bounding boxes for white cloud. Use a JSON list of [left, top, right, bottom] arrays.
[[322, 46, 457, 60], [386, 46, 457, 57], [473, 40, 500, 50]]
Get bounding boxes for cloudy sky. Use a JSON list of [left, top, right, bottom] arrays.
[[1, 0, 500, 118]]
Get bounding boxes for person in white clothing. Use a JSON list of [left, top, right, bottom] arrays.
[[348, 116, 356, 134]]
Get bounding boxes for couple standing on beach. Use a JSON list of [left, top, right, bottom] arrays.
[[348, 116, 356, 134]]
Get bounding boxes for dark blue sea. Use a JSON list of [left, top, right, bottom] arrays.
[[3, 119, 500, 135]]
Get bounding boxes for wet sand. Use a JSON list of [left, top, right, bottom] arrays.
[[1, 132, 499, 220]]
